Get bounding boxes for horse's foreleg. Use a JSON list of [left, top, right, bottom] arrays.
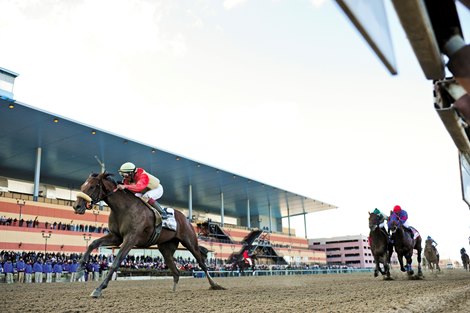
[[417, 249, 423, 276], [387, 243, 394, 265], [374, 260, 380, 277], [397, 254, 406, 272], [77, 233, 121, 281], [90, 237, 134, 298], [405, 253, 414, 275]]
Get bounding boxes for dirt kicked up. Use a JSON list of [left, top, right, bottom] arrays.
[[1, 270, 470, 313]]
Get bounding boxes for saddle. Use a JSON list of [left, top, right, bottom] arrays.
[[139, 201, 177, 246]]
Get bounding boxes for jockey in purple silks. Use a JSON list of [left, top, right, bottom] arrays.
[[389, 205, 419, 239]]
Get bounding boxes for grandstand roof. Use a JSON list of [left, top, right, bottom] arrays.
[[0, 98, 336, 220]]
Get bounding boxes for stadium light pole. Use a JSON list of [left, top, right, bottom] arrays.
[[83, 233, 92, 249], [219, 243, 223, 265], [41, 231, 52, 255], [16, 199, 25, 220], [92, 208, 100, 227]]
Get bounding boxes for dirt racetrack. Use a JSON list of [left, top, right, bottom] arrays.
[[2, 269, 470, 313]]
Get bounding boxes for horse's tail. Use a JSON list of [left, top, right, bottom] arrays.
[[199, 245, 209, 261]]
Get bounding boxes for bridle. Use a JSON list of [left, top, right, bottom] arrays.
[[369, 213, 380, 231], [76, 176, 116, 209]]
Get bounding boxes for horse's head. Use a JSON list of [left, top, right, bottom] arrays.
[[368, 212, 380, 231], [73, 172, 116, 214], [388, 214, 401, 234]]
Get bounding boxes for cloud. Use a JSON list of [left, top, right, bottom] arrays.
[[223, 0, 248, 10], [309, 0, 327, 8]]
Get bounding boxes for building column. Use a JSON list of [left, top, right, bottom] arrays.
[[247, 199, 251, 228], [33, 147, 42, 201], [268, 203, 272, 232], [303, 213, 308, 239], [287, 205, 291, 236], [220, 192, 224, 227], [188, 184, 193, 221]]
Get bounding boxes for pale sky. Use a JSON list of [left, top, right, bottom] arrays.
[[2, 0, 470, 261]]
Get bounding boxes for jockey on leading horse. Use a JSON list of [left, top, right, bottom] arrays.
[[117, 162, 168, 219], [389, 205, 418, 239]]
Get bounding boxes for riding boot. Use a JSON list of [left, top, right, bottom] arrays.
[[148, 198, 168, 219]]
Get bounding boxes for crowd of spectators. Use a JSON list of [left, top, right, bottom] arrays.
[[0, 216, 109, 234], [0, 250, 209, 284]]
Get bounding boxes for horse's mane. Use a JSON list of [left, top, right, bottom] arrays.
[[90, 172, 117, 185]]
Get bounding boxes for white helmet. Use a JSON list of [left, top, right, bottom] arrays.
[[119, 162, 136, 176]]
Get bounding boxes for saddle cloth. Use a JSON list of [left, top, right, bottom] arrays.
[[162, 207, 177, 231], [410, 227, 420, 240]]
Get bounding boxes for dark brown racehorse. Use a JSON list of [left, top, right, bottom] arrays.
[[368, 212, 392, 279], [461, 248, 470, 271], [228, 251, 256, 275], [424, 239, 440, 272], [73, 172, 225, 297], [388, 214, 423, 277]]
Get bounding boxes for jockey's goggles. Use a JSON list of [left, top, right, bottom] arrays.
[[119, 171, 133, 178]]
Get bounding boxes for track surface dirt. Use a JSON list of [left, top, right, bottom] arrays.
[[2, 270, 470, 313]]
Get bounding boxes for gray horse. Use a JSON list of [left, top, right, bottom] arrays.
[[424, 239, 440, 272]]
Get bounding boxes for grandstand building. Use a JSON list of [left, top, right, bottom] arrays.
[[0, 68, 334, 266]]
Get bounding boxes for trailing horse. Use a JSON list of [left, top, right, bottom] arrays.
[[73, 172, 225, 298], [228, 251, 256, 276], [388, 214, 423, 277], [423, 239, 440, 272], [461, 248, 470, 271], [368, 212, 392, 279]]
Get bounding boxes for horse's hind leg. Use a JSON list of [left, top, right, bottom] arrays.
[[158, 240, 180, 292], [181, 238, 225, 290]]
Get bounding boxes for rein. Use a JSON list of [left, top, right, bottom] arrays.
[[76, 180, 117, 209]]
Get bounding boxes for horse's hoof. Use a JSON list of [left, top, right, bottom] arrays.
[[374, 272, 378, 277], [210, 284, 226, 290], [76, 270, 84, 280], [400, 268, 406, 272], [90, 289, 102, 298]]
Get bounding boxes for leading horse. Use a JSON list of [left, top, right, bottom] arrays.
[[73, 172, 225, 297], [388, 214, 423, 277], [368, 212, 392, 279], [423, 239, 440, 272]]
